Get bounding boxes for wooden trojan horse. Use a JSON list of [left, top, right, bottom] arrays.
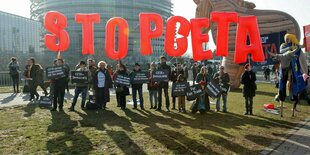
[[194, 0, 307, 89]]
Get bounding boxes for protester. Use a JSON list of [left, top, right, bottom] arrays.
[[148, 62, 158, 109], [63, 60, 71, 93], [195, 66, 211, 111], [69, 61, 90, 111], [113, 63, 121, 107], [26, 58, 40, 101], [157, 56, 171, 112], [48, 60, 57, 100], [213, 66, 230, 112], [191, 63, 198, 85], [115, 62, 130, 110], [88, 59, 97, 93], [51, 59, 68, 111], [177, 74, 186, 113], [191, 81, 209, 114], [183, 63, 189, 81], [130, 63, 144, 110], [171, 62, 184, 110], [8, 57, 20, 93], [36, 64, 48, 96], [93, 61, 112, 110], [240, 63, 256, 115]]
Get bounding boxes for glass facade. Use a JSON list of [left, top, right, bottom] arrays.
[[0, 11, 41, 54], [30, 0, 173, 65]]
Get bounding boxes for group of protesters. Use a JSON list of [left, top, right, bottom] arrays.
[[8, 55, 257, 115]]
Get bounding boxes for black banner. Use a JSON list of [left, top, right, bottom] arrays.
[[115, 74, 130, 87], [172, 82, 189, 97], [39, 96, 52, 107], [206, 80, 221, 99], [46, 66, 65, 80], [186, 84, 204, 101], [132, 71, 149, 84], [220, 83, 230, 94], [152, 69, 169, 82], [71, 71, 88, 84]]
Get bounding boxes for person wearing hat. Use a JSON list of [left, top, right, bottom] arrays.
[[130, 63, 144, 110], [8, 57, 20, 93], [157, 56, 171, 111], [240, 63, 256, 115], [69, 61, 90, 111]]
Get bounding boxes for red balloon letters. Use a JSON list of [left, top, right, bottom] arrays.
[[44, 11, 264, 63]]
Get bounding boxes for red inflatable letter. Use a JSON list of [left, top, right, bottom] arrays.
[[105, 17, 129, 60], [44, 11, 70, 52], [191, 18, 212, 61], [210, 12, 238, 57], [165, 16, 191, 57], [235, 16, 264, 63], [139, 13, 163, 55], [75, 14, 100, 55]]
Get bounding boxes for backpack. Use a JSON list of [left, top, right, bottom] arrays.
[[86, 95, 100, 110]]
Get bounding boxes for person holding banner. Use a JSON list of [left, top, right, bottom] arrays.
[[88, 59, 97, 94], [171, 62, 184, 110], [213, 66, 230, 113], [130, 63, 145, 110], [114, 63, 130, 110], [69, 61, 90, 111], [240, 63, 256, 115], [51, 59, 68, 111], [113, 63, 121, 107], [93, 61, 113, 110], [195, 66, 211, 111], [156, 56, 171, 112], [148, 62, 159, 109], [191, 81, 209, 114], [177, 74, 186, 113]]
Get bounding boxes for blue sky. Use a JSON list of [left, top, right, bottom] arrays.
[[0, 0, 309, 51]]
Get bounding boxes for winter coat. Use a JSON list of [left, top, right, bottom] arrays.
[[93, 68, 113, 102], [241, 70, 256, 97], [157, 62, 171, 88]]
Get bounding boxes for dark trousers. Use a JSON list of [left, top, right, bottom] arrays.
[[119, 94, 126, 109], [10, 74, 19, 92], [96, 87, 107, 108], [279, 68, 289, 101], [36, 82, 48, 95], [116, 93, 121, 107], [53, 83, 66, 109], [158, 87, 170, 110], [29, 80, 39, 99], [245, 96, 253, 114], [71, 87, 87, 109], [132, 87, 144, 108]]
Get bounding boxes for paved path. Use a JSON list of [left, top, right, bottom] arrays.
[[261, 118, 310, 155]]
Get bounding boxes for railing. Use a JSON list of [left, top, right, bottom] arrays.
[[0, 71, 23, 86]]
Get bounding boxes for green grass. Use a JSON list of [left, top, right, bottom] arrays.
[[0, 83, 309, 154]]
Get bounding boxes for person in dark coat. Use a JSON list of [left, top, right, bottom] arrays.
[[195, 66, 211, 111], [171, 62, 184, 110], [213, 66, 230, 112], [157, 56, 171, 112], [130, 63, 144, 110], [26, 58, 41, 101], [93, 61, 113, 110], [240, 63, 257, 115], [191, 81, 209, 114], [114, 63, 130, 110], [8, 57, 20, 93], [148, 62, 159, 109], [36, 64, 48, 96], [51, 59, 68, 111], [191, 63, 198, 85]]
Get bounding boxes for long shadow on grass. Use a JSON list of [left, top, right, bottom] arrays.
[[202, 133, 253, 154], [22, 102, 36, 117], [46, 111, 93, 154], [255, 90, 277, 97], [124, 110, 218, 154], [75, 109, 147, 154]]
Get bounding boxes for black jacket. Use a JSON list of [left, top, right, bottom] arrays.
[[93, 69, 113, 102], [130, 69, 143, 89], [241, 70, 256, 97]]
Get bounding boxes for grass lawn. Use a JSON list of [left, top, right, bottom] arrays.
[[0, 83, 309, 154]]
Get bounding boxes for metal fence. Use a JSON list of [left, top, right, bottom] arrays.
[[0, 71, 22, 86]]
